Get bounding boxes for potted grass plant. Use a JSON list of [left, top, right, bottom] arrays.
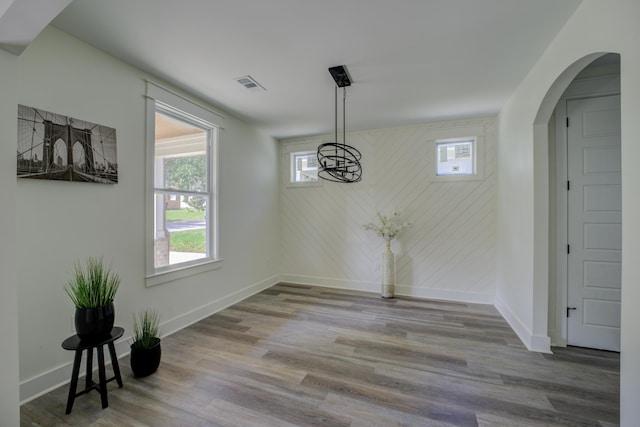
[[130, 309, 161, 377], [65, 257, 120, 341]]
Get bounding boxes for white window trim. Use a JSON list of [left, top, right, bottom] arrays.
[[144, 80, 224, 286], [282, 143, 322, 188], [432, 134, 485, 182]]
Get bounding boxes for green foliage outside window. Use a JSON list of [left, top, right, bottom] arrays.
[[164, 156, 206, 211]]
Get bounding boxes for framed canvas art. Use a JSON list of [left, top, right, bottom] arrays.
[[17, 105, 118, 184]]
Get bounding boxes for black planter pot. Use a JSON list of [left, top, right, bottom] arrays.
[[74, 302, 115, 341], [130, 338, 161, 378]]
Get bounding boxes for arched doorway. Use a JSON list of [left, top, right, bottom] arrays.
[[532, 52, 621, 352]]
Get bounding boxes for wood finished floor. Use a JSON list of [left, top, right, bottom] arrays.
[[21, 283, 619, 426]]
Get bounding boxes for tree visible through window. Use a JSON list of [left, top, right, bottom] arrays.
[[153, 109, 213, 269], [165, 156, 207, 211]]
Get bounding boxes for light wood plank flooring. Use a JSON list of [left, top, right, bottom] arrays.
[[21, 283, 619, 426]]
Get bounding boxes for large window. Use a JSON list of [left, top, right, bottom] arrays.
[[145, 82, 223, 285]]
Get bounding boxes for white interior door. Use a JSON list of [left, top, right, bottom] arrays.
[[566, 95, 621, 351]]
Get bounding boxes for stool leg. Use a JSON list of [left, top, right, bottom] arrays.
[[96, 346, 109, 409], [107, 342, 123, 388], [85, 347, 94, 389], [65, 350, 83, 414]]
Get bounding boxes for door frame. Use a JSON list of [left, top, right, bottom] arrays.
[[551, 74, 621, 347]]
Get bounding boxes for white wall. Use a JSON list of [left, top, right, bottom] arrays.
[[495, 0, 640, 424], [0, 46, 20, 427], [281, 117, 497, 303], [15, 26, 281, 402]]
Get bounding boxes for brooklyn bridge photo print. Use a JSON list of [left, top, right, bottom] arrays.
[[17, 105, 118, 184]]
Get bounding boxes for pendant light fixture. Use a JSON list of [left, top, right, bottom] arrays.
[[317, 65, 362, 183]]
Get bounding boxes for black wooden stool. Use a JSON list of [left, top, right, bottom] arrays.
[[61, 326, 124, 414]]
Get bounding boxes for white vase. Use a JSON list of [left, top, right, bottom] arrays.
[[381, 238, 395, 298]]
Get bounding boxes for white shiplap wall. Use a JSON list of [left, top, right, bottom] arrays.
[[280, 117, 497, 303]]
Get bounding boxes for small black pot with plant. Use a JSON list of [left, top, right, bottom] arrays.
[[65, 257, 120, 342], [130, 309, 161, 378]]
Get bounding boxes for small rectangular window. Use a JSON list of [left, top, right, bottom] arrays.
[[290, 151, 318, 183], [436, 138, 476, 176]]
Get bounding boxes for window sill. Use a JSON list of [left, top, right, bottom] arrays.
[[145, 258, 223, 287]]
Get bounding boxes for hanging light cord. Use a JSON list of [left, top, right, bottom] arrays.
[[340, 87, 346, 168], [334, 85, 338, 159]]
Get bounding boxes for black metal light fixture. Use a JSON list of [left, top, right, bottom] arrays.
[[317, 65, 362, 183]]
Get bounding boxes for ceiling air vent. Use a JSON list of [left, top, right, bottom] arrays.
[[234, 75, 266, 92]]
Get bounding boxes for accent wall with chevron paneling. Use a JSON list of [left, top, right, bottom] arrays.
[[280, 117, 497, 304]]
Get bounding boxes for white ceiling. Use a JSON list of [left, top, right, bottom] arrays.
[[51, 0, 582, 139]]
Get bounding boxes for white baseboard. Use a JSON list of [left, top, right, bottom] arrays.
[[495, 296, 551, 353], [530, 334, 552, 353], [280, 274, 375, 293], [280, 274, 494, 305], [19, 274, 281, 404], [394, 284, 495, 305], [550, 337, 567, 348]]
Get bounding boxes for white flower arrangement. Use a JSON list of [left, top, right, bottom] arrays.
[[363, 210, 412, 241]]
